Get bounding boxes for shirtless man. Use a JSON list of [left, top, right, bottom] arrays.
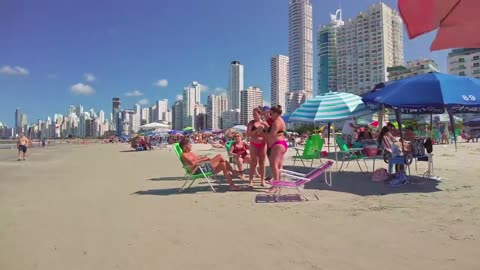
[[17, 133, 30, 161], [179, 138, 241, 191]]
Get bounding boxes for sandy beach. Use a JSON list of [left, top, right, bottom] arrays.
[[0, 142, 479, 270]]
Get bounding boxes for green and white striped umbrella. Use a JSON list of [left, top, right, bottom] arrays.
[[289, 92, 370, 123]]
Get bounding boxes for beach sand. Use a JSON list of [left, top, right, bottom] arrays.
[[0, 142, 479, 270]]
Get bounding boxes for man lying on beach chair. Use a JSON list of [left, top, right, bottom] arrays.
[[179, 138, 241, 191]]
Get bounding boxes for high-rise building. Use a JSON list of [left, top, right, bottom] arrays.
[[141, 107, 150, 125], [222, 109, 241, 128], [336, 3, 404, 95], [286, 90, 308, 113], [98, 110, 105, 123], [289, 0, 313, 97], [112, 98, 121, 134], [271, 55, 289, 109], [183, 81, 201, 128], [447, 48, 480, 79], [15, 108, 22, 132], [75, 105, 84, 118], [388, 59, 440, 81], [207, 94, 228, 130], [155, 99, 169, 121], [317, 9, 344, 94], [172, 100, 184, 130], [228, 61, 244, 110], [68, 105, 76, 115], [240, 87, 263, 125], [132, 104, 141, 132], [194, 104, 206, 131]]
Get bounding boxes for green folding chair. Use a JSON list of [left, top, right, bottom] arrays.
[[173, 143, 217, 192], [336, 136, 367, 172], [293, 135, 323, 167]]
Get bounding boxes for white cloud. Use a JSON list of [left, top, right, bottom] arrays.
[[176, 94, 183, 101], [0, 65, 29, 76], [138, 98, 150, 105], [70, 83, 96, 96], [84, 73, 96, 82], [125, 90, 144, 97], [154, 79, 168, 87], [199, 84, 209, 92]]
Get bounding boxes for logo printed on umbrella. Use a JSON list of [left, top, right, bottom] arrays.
[[462, 95, 476, 101]]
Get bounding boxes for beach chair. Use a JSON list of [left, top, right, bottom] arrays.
[[292, 135, 323, 167], [172, 143, 217, 192], [271, 160, 335, 201], [335, 136, 367, 172]]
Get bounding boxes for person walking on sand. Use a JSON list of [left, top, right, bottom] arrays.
[[17, 133, 30, 161]]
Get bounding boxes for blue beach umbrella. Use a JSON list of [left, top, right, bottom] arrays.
[[362, 73, 480, 114], [289, 92, 370, 123], [362, 72, 480, 150]]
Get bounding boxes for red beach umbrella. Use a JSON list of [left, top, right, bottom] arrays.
[[398, 0, 480, 51]]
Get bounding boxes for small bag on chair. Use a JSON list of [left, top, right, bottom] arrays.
[[371, 168, 389, 182]]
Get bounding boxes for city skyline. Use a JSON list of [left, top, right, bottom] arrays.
[[1, 0, 449, 126]]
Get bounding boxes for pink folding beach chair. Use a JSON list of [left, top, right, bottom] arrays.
[[271, 160, 335, 201]]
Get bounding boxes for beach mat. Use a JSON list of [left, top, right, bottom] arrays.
[[255, 194, 303, 203]]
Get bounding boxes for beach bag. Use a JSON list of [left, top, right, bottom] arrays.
[[371, 168, 389, 182]]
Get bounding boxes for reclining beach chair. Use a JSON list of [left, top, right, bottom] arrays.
[[270, 160, 335, 201], [292, 135, 323, 167], [172, 143, 217, 192], [335, 136, 367, 172]]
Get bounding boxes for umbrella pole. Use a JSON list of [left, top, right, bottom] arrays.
[[447, 109, 457, 151], [333, 123, 338, 169]]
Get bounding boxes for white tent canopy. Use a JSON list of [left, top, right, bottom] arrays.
[[139, 122, 171, 130]]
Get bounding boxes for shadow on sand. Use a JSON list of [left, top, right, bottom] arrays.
[[148, 176, 183, 181], [283, 165, 441, 196], [132, 183, 261, 196]]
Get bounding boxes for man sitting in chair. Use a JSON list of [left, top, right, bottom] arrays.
[[179, 138, 240, 191]]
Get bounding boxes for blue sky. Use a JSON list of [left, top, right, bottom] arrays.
[[0, 0, 448, 126]]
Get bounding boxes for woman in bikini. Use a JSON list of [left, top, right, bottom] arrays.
[[229, 133, 251, 179], [247, 107, 268, 187], [264, 105, 288, 193]]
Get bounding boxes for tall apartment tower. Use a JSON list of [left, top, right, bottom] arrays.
[[207, 94, 228, 130], [271, 55, 289, 109], [289, 0, 313, 97], [317, 9, 344, 95], [182, 81, 201, 128], [155, 99, 169, 121], [172, 100, 184, 130], [240, 87, 263, 125], [228, 61, 244, 110], [336, 2, 404, 95], [112, 98, 121, 133]]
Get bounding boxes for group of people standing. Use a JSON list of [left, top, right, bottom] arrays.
[[180, 105, 288, 192]]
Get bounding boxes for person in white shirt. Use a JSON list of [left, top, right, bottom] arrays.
[[342, 117, 357, 146]]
